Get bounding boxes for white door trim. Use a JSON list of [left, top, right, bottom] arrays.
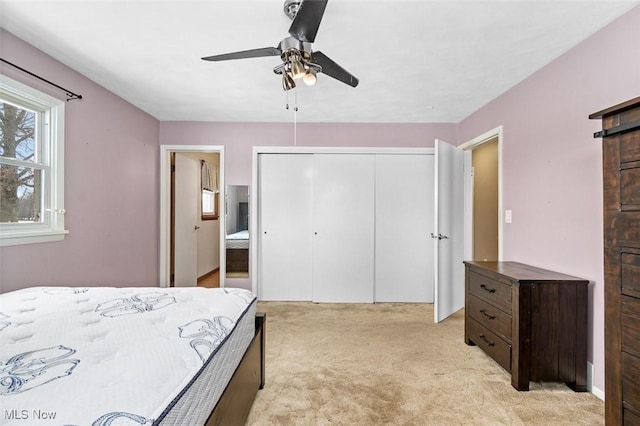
[[459, 126, 503, 261], [159, 144, 225, 288]]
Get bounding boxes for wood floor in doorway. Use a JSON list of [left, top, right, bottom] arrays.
[[197, 269, 220, 288]]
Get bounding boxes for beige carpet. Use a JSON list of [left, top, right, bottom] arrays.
[[246, 302, 604, 425]]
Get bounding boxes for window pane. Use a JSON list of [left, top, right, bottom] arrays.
[[202, 190, 215, 213], [0, 101, 36, 162], [0, 164, 42, 223]]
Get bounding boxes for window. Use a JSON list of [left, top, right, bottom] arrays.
[[0, 76, 67, 246], [201, 189, 219, 220], [200, 161, 219, 220]]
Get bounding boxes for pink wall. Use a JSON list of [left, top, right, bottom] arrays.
[[458, 5, 640, 393], [0, 29, 160, 292], [159, 121, 457, 186]]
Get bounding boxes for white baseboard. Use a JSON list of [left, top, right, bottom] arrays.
[[592, 385, 605, 401], [587, 362, 605, 400]]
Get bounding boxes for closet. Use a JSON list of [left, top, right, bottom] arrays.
[[257, 150, 434, 303], [591, 97, 640, 425]]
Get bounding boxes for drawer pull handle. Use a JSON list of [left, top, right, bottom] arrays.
[[480, 284, 496, 293], [479, 334, 495, 347], [480, 309, 496, 320]]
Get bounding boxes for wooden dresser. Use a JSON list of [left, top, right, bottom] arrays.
[[590, 97, 640, 425], [464, 261, 588, 392]]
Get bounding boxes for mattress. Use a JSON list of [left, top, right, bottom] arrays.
[[0, 286, 256, 426], [226, 230, 249, 249]]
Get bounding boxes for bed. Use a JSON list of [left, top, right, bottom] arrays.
[[226, 230, 249, 273], [0, 286, 265, 425]]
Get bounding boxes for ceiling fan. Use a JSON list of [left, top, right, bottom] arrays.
[[202, 0, 359, 91]]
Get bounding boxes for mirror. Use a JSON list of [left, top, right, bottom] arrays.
[[225, 185, 249, 278]]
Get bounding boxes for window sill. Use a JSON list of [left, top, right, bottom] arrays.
[[0, 230, 69, 247]]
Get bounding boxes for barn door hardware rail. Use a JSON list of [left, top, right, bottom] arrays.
[[592, 120, 640, 138], [0, 58, 83, 101]]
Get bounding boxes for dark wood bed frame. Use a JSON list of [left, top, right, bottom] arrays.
[[205, 313, 265, 426]]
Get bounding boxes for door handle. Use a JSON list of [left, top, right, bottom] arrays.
[[194, 226, 200, 230], [430, 233, 449, 240]]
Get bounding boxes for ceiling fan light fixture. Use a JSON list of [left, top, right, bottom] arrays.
[[290, 57, 306, 80], [282, 72, 296, 91], [303, 68, 317, 86], [202, 1, 359, 90]]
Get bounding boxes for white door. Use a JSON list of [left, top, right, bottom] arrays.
[[434, 140, 465, 322], [259, 154, 314, 300], [174, 153, 199, 287], [375, 154, 434, 302], [312, 154, 375, 303]]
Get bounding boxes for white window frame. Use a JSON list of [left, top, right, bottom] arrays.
[[0, 75, 67, 246]]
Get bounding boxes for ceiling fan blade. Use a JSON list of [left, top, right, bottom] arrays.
[[312, 51, 359, 87], [202, 47, 281, 62], [288, 0, 328, 43]]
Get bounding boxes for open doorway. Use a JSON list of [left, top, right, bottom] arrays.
[[471, 138, 499, 260], [461, 127, 503, 261], [159, 145, 225, 288]]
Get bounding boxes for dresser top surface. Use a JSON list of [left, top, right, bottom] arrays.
[[464, 261, 589, 283]]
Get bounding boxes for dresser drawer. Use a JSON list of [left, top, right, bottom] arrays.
[[468, 271, 512, 313], [467, 293, 512, 341], [622, 296, 640, 358], [467, 317, 511, 372], [623, 352, 640, 415]]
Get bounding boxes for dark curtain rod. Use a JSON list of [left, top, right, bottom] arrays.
[[1, 58, 83, 101]]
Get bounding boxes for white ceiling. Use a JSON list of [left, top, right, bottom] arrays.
[[0, 0, 638, 123]]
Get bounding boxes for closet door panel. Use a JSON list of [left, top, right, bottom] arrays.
[[259, 154, 314, 300], [312, 154, 375, 303], [375, 154, 435, 302]]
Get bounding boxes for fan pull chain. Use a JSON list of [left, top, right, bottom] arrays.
[[294, 89, 298, 146], [285, 89, 299, 146]]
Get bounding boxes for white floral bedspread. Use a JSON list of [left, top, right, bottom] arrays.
[[0, 286, 255, 425]]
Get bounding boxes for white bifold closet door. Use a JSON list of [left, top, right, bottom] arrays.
[[258, 154, 314, 300], [312, 154, 375, 303], [258, 151, 437, 304], [374, 154, 434, 302]]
